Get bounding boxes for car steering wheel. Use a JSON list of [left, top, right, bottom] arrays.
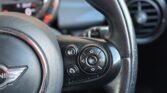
[[0, 0, 137, 93]]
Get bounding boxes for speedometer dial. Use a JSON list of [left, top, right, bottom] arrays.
[[0, 0, 59, 24]]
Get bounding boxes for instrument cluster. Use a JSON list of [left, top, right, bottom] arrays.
[[0, 0, 59, 24]]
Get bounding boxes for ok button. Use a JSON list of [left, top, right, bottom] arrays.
[[87, 55, 98, 66]]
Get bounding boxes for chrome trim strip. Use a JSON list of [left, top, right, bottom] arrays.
[[0, 29, 48, 93], [0, 65, 28, 89]]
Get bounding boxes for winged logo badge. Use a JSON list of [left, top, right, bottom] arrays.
[[0, 65, 27, 89]]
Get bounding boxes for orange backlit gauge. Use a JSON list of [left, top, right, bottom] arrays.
[[0, 0, 59, 24]]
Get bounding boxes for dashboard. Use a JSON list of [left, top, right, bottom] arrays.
[[0, 0, 167, 44], [57, 0, 105, 30], [57, 0, 167, 44]]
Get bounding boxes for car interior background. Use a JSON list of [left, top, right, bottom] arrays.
[[0, 0, 167, 93]]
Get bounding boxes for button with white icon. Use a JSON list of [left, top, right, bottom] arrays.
[[65, 45, 78, 56], [67, 65, 79, 76]]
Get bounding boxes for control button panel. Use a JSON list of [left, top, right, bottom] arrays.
[[57, 36, 121, 88], [79, 46, 107, 74], [63, 45, 109, 87]]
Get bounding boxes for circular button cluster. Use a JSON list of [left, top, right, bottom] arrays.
[[79, 46, 107, 74]]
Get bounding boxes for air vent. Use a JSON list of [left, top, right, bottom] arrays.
[[127, 0, 162, 38]]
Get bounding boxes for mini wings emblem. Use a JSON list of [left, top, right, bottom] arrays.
[[0, 65, 27, 89]]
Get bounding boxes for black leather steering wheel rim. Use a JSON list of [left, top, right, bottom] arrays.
[[87, 0, 138, 93]]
